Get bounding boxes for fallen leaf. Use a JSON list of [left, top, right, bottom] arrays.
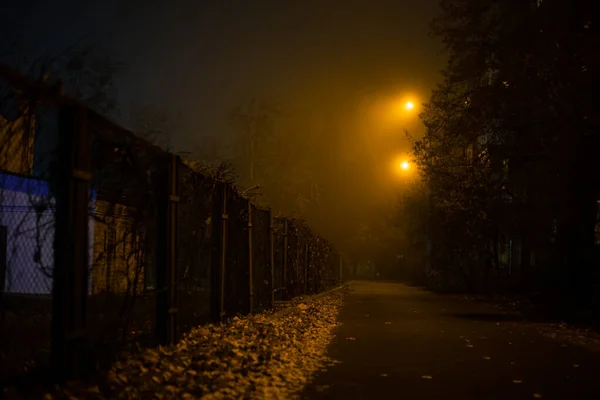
[[380, 373, 388, 377], [573, 364, 580, 368], [421, 375, 433, 379], [32, 291, 348, 400], [466, 344, 474, 348], [385, 322, 392, 325], [513, 380, 523, 384], [483, 357, 491, 360], [346, 337, 356, 341], [533, 394, 543, 398]]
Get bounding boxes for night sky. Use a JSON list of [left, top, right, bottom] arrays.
[[1, 0, 445, 246]]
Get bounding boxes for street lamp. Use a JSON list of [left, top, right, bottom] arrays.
[[392, 156, 412, 177], [405, 101, 414, 111]]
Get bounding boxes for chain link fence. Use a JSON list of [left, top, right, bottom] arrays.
[[272, 218, 287, 302], [251, 206, 272, 313], [0, 94, 55, 380], [0, 175, 56, 380], [177, 161, 214, 335], [287, 220, 310, 299], [224, 191, 250, 317], [0, 63, 342, 384], [86, 111, 163, 371]]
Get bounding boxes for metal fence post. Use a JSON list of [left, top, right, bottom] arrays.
[[51, 103, 91, 380], [155, 154, 180, 345], [282, 219, 289, 300], [210, 182, 228, 322], [247, 199, 254, 314], [268, 209, 275, 309]]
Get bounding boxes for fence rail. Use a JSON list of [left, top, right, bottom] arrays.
[[0, 63, 342, 382]]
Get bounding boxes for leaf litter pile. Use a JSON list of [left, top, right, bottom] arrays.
[[43, 291, 344, 399]]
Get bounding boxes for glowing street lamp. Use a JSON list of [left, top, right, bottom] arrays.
[[405, 101, 414, 111], [392, 156, 412, 176]]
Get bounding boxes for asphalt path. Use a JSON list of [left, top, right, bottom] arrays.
[[302, 280, 600, 400]]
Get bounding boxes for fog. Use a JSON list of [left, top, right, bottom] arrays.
[[2, 0, 445, 261]]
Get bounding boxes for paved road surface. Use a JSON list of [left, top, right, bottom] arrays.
[[302, 281, 600, 400]]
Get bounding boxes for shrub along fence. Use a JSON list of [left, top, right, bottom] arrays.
[[0, 64, 342, 383]]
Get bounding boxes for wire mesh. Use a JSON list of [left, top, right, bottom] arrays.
[[269, 219, 341, 301], [0, 67, 343, 383], [306, 238, 318, 295], [176, 162, 214, 336], [224, 191, 250, 318], [272, 218, 286, 301], [87, 112, 160, 368], [0, 98, 55, 381], [285, 224, 299, 299], [286, 220, 308, 299], [0, 174, 56, 380], [252, 206, 271, 312]]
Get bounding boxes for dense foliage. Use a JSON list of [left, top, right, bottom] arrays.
[[402, 0, 600, 302]]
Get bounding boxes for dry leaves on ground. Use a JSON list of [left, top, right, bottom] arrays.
[[36, 291, 346, 400], [539, 322, 600, 352]]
